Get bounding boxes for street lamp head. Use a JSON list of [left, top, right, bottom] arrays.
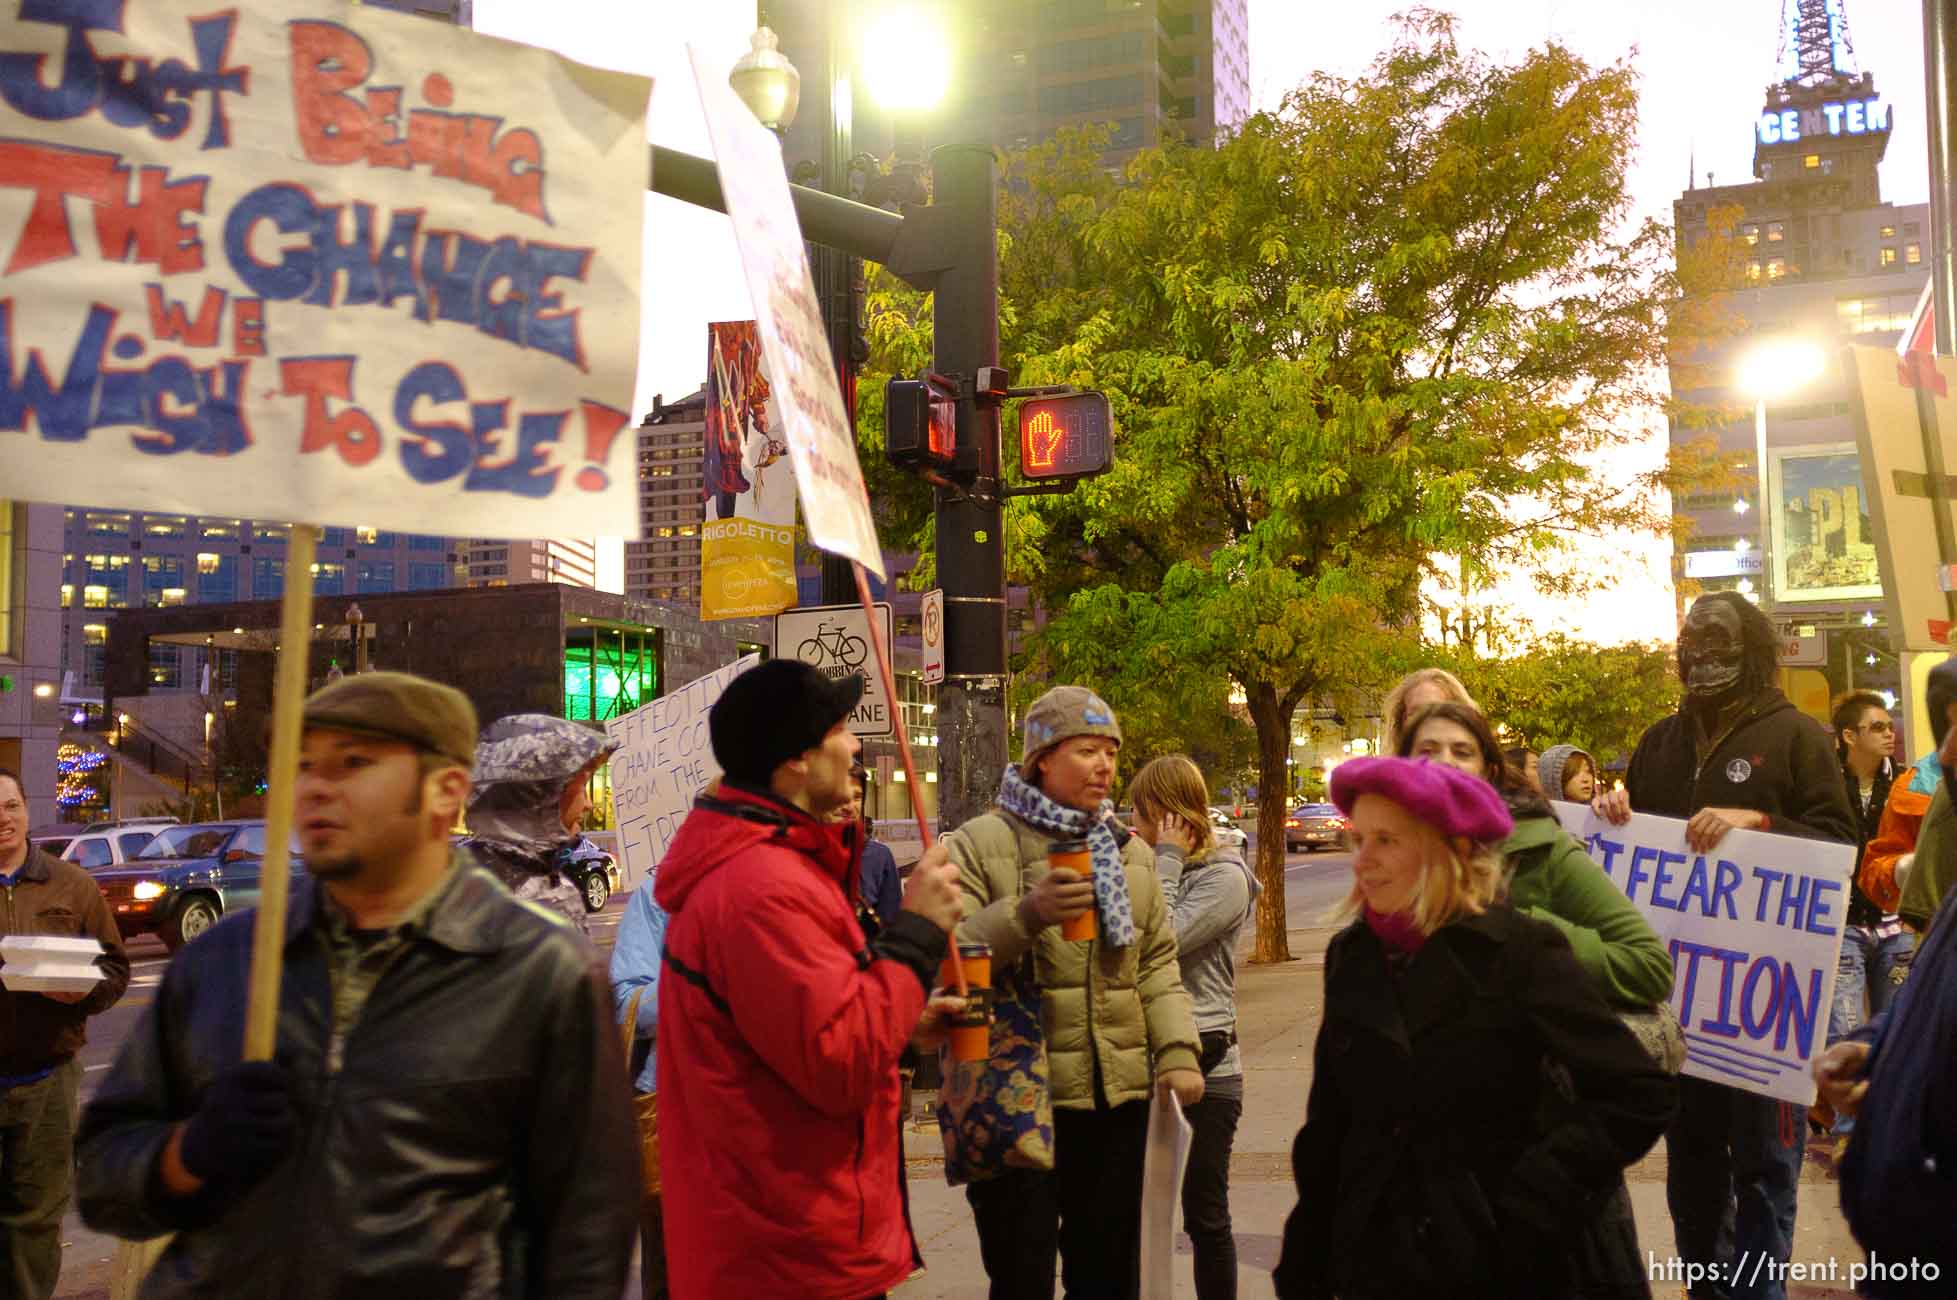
[[863, 4, 951, 112], [729, 27, 801, 133], [1737, 338, 1829, 399]]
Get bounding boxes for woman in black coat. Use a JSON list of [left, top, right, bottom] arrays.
[[1274, 757, 1676, 1300]]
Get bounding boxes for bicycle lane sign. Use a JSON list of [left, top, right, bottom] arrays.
[[774, 603, 896, 736]]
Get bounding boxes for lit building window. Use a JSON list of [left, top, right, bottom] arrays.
[[1908, 244, 1923, 265], [1766, 221, 1784, 243], [1741, 225, 1759, 245], [1766, 258, 1787, 280], [1880, 224, 1897, 238], [1880, 247, 1899, 267], [1803, 154, 1819, 169]]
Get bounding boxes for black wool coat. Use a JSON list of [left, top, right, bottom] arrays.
[[1273, 905, 1676, 1300]]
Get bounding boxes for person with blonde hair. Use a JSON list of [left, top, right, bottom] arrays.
[[1381, 667, 1478, 753], [1274, 757, 1674, 1300], [1130, 755, 1259, 1300]]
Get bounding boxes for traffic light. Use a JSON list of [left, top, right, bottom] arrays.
[[1018, 392, 1112, 480], [884, 374, 958, 472]]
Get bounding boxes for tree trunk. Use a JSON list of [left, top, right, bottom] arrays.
[[1247, 685, 1296, 964]]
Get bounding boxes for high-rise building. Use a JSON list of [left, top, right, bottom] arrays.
[[770, 0, 1251, 170], [461, 538, 599, 589], [1668, 0, 1924, 718], [625, 391, 709, 604], [1, 501, 67, 825]]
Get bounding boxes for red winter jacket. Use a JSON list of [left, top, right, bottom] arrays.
[[654, 785, 944, 1300]]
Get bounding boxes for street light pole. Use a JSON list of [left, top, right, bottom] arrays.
[[1753, 397, 1774, 609], [931, 144, 1006, 833]]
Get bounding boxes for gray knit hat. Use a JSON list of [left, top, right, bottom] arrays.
[[1537, 744, 1595, 801], [1021, 685, 1122, 775]]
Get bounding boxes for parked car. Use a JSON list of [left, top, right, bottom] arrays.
[[1285, 803, 1349, 854], [1207, 808, 1248, 852], [91, 821, 303, 951], [59, 826, 163, 870]]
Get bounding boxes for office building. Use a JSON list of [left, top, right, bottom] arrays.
[[461, 538, 600, 589], [1668, 0, 1924, 718], [625, 389, 709, 604], [1, 502, 68, 826], [770, 0, 1251, 170]]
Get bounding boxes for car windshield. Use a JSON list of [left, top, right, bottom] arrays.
[[138, 825, 235, 860]]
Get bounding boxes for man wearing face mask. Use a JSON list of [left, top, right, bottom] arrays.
[[1595, 591, 1856, 1300]]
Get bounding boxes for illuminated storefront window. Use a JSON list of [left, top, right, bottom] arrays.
[[563, 626, 660, 722]]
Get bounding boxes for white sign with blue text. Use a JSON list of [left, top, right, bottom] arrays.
[[1551, 802, 1855, 1106], [603, 654, 760, 895]]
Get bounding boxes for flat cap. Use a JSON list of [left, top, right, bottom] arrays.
[[303, 671, 478, 769], [1330, 756, 1512, 844]]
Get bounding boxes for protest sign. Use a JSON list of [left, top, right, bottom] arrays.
[[0, 0, 651, 538], [604, 654, 758, 893], [702, 320, 797, 619], [687, 44, 884, 578], [1138, 1088, 1194, 1300], [1552, 801, 1854, 1105]]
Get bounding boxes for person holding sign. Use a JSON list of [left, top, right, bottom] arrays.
[[944, 686, 1202, 1300], [75, 673, 640, 1298], [1595, 592, 1856, 1300], [0, 766, 130, 1300], [653, 660, 966, 1300], [1273, 757, 1673, 1300]]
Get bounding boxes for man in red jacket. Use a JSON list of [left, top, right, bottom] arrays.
[[656, 659, 964, 1299]]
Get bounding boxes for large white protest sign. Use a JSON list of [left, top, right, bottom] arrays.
[[686, 44, 884, 578], [1552, 801, 1855, 1105], [0, 0, 650, 538], [604, 654, 759, 893]]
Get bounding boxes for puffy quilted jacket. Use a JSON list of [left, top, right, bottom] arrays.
[[944, 808, 1199, 1107]]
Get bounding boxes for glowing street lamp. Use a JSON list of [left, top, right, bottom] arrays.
[[1735, 338, 1829, 610], [862, 5, 951, 112], [728, 27, 802, 135]]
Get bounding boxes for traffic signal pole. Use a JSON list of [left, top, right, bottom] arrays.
[[648, 140, 1006, 831], [930, 144, 1008, 832]]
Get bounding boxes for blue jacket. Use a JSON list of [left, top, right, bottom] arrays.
[[1841, 887, 1957, 1292], [861, 837, 901, 933], [609, 879, 667, 1094]]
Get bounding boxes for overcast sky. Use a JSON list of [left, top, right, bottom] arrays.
[[473, 1, 1930, 637]]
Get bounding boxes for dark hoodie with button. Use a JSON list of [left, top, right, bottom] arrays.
[[1623, 687, 1857, 849]]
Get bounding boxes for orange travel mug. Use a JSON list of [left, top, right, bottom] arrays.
[[945, 943, 993, 1063], [1050, 839, 1097, 942]]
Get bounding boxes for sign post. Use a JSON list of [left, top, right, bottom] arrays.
[[920, 589, 946, 686]]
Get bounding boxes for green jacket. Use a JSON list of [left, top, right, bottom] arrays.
[[1901, 780, 1957, 932], [1500, 815, 1674, 1008], [945, 809, 1200, 1109]]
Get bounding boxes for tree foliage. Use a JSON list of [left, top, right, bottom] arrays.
[[1438, 635, 1681, 768]]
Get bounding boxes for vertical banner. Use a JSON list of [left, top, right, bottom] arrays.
[[701, 321, 797, 618], [686, 45, 884, 578], [1848, 345, 1957, 650], [603, 654, 758, 893], [0, 0, 651, 537]]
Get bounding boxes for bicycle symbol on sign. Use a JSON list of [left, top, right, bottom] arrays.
[[798, 621, 869, 673]]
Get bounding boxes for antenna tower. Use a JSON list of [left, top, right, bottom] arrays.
[[1778, 0, 1860, 88]]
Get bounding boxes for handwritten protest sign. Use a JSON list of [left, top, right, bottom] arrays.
[[1552, 802, 1854, 1105], [686, 44, 883, 578], [0, 0, 650, 538], [604, 653, 758, 893]]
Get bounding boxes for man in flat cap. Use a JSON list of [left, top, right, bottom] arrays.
[[76, 672, 640, 1300], [655, 659, 966, 1299]]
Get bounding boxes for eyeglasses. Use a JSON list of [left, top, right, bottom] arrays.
[[1861, 720, 1895, 734]]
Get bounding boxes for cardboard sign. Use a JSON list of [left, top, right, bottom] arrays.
[[686, 44, 883, 578], [603, 653, 759, 893], [0, 0, 650, 537], [1551, 801, 1854, 1105], [775, 602, 895, 736]]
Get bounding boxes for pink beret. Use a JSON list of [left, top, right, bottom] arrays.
[[1329, 756, 1513, 844]]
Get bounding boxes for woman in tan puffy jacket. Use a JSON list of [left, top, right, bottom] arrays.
[[945, 684, 1201, 1300]]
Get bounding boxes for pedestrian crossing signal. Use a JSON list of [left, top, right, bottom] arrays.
[[1018, 393, 1112, 480]]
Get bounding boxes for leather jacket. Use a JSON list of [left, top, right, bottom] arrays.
[[75, 859, 639, 1300]]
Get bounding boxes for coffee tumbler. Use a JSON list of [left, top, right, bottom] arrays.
[[943, 942, 994, 1063], [1049, 839, 1097, 942]]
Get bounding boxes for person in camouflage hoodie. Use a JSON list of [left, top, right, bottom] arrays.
[[461, 714, 618, 937]]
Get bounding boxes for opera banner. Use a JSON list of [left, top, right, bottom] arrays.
[[701, 320, 797, 619]]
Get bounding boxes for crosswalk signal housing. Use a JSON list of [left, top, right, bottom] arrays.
[[1018, 392, 1113, 480], [884, 376, 958, 472]]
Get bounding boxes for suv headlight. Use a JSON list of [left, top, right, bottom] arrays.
[[132, 880, 167, 901]]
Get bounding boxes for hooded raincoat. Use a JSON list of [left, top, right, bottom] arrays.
[[462, 714, 617, 935]]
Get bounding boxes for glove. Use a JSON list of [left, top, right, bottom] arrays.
[[178, 1061, 297, 1190]]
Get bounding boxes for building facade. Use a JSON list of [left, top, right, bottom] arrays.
[[461, 537, 599, 589], [1669, 5, 1924, 722], [1, 502, 68, 826], [770, 0, 1251, 171], [624, 389, 708, 604]]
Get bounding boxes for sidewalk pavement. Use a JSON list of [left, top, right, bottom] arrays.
[[894, 924, 1867, 1300]]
